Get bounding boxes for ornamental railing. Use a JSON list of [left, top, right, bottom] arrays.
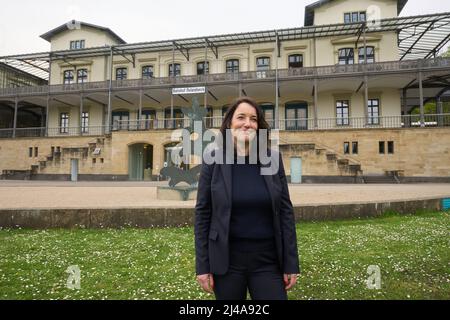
[[1, 57, 449, 97], [1, 114, 449, 139]]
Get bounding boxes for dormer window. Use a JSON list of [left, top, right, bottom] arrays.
[[70, 40, 85, 50], [344, 12, 366, 23]]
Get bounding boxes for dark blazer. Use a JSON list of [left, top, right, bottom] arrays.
[[195, 149, 300, 276]]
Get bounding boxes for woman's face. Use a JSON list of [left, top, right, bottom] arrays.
[[230, 102, 258, 143]]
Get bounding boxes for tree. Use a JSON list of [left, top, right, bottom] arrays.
[[410, 101, 450, 115], [440, 46, 450, 58], [409, 46, 450, 115], [410, 102, 437, 115]]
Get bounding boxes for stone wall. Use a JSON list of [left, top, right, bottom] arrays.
[[0, 198, 444, 229], [1, 127, 449, 180]]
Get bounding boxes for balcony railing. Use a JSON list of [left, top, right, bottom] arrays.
[[112, 117, 224, 131], [1, 57, 449, 97], [0, 126, 106, 138], [1, 114, 449, 139], [280, 114, 450, 130]]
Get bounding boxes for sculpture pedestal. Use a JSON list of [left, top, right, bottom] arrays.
[[157, 186, 198, 201]]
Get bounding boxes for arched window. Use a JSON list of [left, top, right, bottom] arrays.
[[142, 65, 154, 79], [197, 61, 209, 75], [169, 63, 181, 77], [288, 54, 303, 68], [256, 57, 270, 71], [115, 68, 127, 80], [226, 59, 239, 73]]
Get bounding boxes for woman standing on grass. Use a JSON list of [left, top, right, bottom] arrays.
[[194, 97, 300, 300]]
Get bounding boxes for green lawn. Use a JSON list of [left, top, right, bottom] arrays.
[[0, 211, 449, 300]]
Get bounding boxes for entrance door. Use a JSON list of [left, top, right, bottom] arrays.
[[129, 144, 153, 181], [71, 159, 79, 182], [143, 145, 153, 180], [290, 157, 302, 184], [285, 102, 308, 130]]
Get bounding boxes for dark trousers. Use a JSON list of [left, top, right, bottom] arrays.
[[213, 238, 287, 300]]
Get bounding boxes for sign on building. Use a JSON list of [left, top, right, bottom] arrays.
[[92, 148, 101, 156], [172, 87, 206, 95]]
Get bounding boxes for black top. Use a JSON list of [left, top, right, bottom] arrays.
[[230, 155, 274, 240]]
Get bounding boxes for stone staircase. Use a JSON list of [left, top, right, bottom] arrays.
[[30, 137, 106, 176], [363, 171, 401, 184], [1, 169, 32, 180], [278, 140, 364, 181]]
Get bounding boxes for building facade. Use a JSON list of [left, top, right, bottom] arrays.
[[0, 0, 449, 182]]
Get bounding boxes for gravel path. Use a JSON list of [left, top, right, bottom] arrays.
[[1, 180, 449, 209]]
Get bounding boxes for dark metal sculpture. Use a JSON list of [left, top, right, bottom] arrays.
[[160, 165, 202, 188], [164, 97, 211, 187]]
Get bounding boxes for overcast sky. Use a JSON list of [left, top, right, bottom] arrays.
[[0, 0, 449, 56]]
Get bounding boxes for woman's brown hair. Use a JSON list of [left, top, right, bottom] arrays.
[[219, 97, 271, 154]]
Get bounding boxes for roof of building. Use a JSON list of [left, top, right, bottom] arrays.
[[1, 12, 449, 80], [40, 20, 126, 44], [0, 62, 47, 83], [304, 0, 408, 26]]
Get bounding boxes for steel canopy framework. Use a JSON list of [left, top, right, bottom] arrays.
[[0, 12, 449, 81], [0, 59, 49, 81]]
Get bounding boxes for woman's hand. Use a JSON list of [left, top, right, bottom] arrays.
[[283, 274, 298, 291], [197, 273, 215, 294]]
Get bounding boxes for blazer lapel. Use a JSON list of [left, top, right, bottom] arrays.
[[220, 164, 232, 202], [263, 173, 277, 215]]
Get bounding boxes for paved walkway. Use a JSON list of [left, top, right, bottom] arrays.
[[1, 180, 449, 209]]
